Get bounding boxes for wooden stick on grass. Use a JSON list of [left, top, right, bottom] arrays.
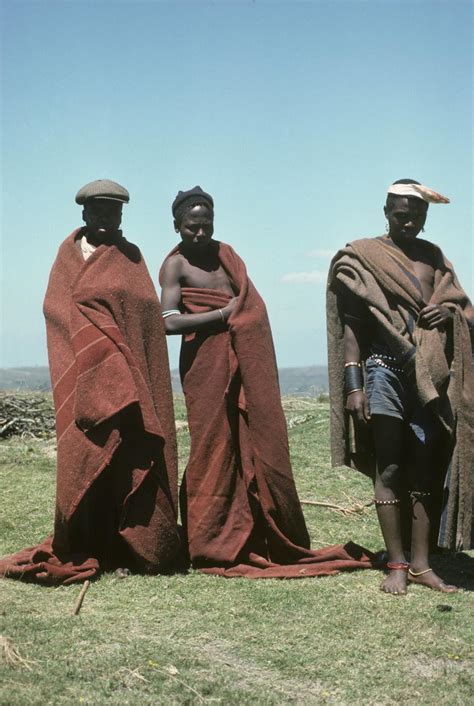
[[301, 499, 373, 516], [72, 580, 91, 615]]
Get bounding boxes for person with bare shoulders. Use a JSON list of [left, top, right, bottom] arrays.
[[327, 179, 474, 595], [159, 186, 374, 578]]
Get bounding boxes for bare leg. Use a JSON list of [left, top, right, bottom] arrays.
[[408, 430, 457, 593], [371, 415, 408, 595]]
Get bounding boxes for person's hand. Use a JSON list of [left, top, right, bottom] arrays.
[[345, 390, 371, 424], [222, 297, 239, 321], [419, 304, 453, 329]]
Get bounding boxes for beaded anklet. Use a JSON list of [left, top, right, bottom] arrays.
[[387, 561, 409, 571], [374, 498, 401, 506], [409, 491, 432, 499]]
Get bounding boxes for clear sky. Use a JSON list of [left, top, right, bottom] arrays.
[[1, 0, 472, 370]]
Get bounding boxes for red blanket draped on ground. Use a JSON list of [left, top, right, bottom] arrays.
[[0, 230, 180, 584], [162, 242, 373, 578]]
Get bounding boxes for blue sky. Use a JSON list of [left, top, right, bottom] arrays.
[[1, 0, 472, 369]]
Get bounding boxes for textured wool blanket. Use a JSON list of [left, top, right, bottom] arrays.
[[0, 230, 180, 584], [161, 242, 373, 578], [327, 236, 473, 550]]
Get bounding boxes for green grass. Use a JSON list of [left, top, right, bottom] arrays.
[[1, 398, 473, 705]]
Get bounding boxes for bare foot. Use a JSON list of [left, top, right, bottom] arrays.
[[408, 568, 458, 593], [380, 569, 408, 595]]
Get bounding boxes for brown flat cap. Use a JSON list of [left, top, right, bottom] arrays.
[[75, 179, 130, 205]]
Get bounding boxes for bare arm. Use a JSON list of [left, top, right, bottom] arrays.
[[160, 257, 237, 335], [342, 293, 371, 424]]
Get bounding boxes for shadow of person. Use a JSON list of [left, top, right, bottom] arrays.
[[430, 552, 474, 592]]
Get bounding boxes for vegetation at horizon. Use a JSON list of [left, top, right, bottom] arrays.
[[0, 366, 330, 396]]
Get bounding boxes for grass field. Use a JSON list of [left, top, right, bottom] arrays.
[[1, 397, 473, 705]]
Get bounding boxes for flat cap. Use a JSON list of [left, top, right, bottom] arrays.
[[75, 179, 130, 205], [172, 185, 213, 217]]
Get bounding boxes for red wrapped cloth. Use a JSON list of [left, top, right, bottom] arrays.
[[161, 242, 373, 578], [0, 230, 180, 584]]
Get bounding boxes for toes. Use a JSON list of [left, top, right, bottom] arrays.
[[380, 582, 407, 595], [440, 584, 458, 593]]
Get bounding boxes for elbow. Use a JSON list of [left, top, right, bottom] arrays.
[[164, 318, 180, 335]]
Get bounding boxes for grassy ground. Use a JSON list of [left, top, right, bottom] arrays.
[[1, 398, 473, 705]]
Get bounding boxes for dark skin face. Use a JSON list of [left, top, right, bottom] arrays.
[[82, 199, 123, 245], [384, 196, 428, 246], [161, 202, 238, 335], [174, 204, 214, 255]]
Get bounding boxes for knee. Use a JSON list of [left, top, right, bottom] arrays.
[[377, 464, 400, 489]]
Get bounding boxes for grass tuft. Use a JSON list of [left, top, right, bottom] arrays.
[[1, 397, 473, 704]]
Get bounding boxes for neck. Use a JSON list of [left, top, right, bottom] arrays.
[[85, 229, 122, 247], [179, 241, 219, 267], [387, 232, 419, 251]]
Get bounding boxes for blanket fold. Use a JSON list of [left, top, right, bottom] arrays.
[[327, 236, 473, 550], [161, 242, 374, 578], [0, 230, 180, 584]]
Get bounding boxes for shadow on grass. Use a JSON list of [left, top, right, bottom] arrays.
[[430, 552, 474, 592], [372, 549, 474, 592]]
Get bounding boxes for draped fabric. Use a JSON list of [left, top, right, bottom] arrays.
[[327, 236, 474, 550], [161, 242, 374, 578], [0, 230, 180, 584]]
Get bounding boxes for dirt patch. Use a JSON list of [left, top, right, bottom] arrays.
[[407, 654, 467, 679], [195, 638, 337, 703]]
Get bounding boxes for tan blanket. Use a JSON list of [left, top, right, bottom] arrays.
[[327, 236, 473, 549]]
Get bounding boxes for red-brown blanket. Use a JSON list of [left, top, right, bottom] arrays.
[[161, 242, 373, 578], [0, 230, 180, 584]]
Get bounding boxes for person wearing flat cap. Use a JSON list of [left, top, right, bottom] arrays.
[[75, 178, 130, 256], [327, 179, 474, 597], [0, 179, 180, 585], [157, 187, 374, 579]]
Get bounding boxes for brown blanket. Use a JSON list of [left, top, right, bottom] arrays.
[[327, 236, 474, 550], [161, 242, 373, 578], [0, 230, 180, 584]]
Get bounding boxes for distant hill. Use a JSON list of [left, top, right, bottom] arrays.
[[0, 365, 328, 396], [278, 366, 328, 396], [0, 367, 52, 391]]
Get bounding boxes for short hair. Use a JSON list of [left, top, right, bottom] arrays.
[[174, 198, 214, 227]]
